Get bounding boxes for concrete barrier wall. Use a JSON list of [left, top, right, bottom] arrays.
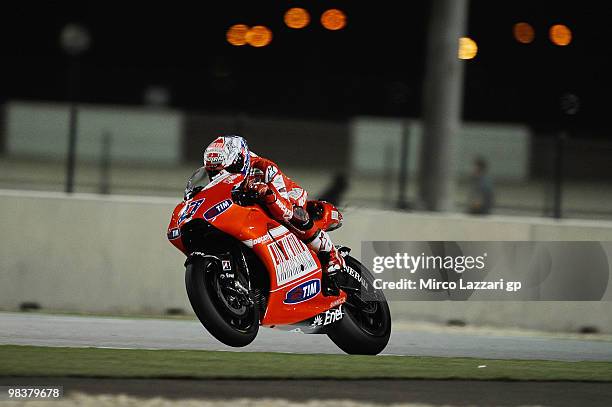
[[0, 190, 187, 314], [1, 190, 611, 332]]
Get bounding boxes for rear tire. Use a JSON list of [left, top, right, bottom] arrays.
[[327, 256, 391, 355], [185, 256, 259, 347]]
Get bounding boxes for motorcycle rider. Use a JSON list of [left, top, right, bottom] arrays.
[[203, 135, 346, 294]]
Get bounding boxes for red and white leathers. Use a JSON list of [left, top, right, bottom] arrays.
[[247, 153, 346, 275]]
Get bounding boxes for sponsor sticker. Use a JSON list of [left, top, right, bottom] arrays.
[[167, 228, 181, 240], [206, 151, 223, 164], [346, 266, 369, 290], [222, 260, 231, 271], [284, 279, 321, 304], [267, 233, 318, 286], [310, 306, 343, 328], [329, 297, 346, 308], [204, 199, 232, 220], [252, 234, 272, 246], [242, 226, 289, 248], [178, 199, 205, 225]]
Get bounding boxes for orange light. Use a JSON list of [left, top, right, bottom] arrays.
[[458, 37, 478, 60], [321, 9, 346, 30], [226, 24, 249, 46], [246, 25, 273, 47], [513, 22, 535, 44], [284, 7, 310, 29], [549, 24, 572, 46]]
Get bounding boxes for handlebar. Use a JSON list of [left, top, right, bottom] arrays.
[[231, 186, 260, 206]]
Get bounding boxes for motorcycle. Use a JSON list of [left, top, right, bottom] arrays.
[[167, 167, 391, 355]]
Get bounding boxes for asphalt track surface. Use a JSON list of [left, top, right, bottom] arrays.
[[1, 312, 612, 361], [0, 377, 611, 406]]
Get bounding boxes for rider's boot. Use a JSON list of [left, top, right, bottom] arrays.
[[307, 229, 346, 296]]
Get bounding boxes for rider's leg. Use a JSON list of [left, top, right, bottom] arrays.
[[305, 229, 346, 274], [291, 206, 346, 274], [261, 192, 346, 274]]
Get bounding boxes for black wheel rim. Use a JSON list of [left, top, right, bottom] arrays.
[[344, 292, 388, 337], [204, 261, 256, 333]]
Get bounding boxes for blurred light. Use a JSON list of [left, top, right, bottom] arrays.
[[513, 22, 535, 44], [560, 93, 580, 115], [284, 8, 310, 29], [60, 24, 91, 55], [321, 9, 346, 30], [549, 24, 572, 46], [144, 86, 170, 107], [246, 26, 273, 47], [226, 24, 249, 46], [458, 37, 478, 60]]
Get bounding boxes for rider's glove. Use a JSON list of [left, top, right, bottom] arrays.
[[246, 178, 276, 203], [247, 180, 268, 196]]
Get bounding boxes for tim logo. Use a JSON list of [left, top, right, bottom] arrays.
[[204, 199, 232, 220], [284, 279, 320, 304]]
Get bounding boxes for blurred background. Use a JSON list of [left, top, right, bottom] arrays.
[[1, 0, 611, 219]]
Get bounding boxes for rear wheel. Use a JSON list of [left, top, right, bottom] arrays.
[[185, 255, 259, 347], [327, 256, 391, 355]]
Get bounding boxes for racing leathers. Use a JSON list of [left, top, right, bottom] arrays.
[[245, 153, 346, 277]]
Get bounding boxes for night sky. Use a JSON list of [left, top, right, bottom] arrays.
[[1, 1, 611, 135]]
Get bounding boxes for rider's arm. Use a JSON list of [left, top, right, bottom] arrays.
[[253, 158, 289, 199], [251, 157, 294, 221]]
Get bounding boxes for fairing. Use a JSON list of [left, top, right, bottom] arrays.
[[167, 171, 347, 327]]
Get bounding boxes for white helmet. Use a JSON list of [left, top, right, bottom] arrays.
[[203, 135, 251, 178]]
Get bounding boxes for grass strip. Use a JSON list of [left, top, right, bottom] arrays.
[[1, 345, 611, 382]]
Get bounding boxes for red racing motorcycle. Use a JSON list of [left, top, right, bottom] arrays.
[[167, 168, 391, 354]]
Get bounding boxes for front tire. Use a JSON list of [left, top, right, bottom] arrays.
[[185, 256, 259, 347], [327, 256, 391, 355]]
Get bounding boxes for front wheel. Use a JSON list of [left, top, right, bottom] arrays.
[[185, 255, 259, 347], [327, 256, 391, 355]]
